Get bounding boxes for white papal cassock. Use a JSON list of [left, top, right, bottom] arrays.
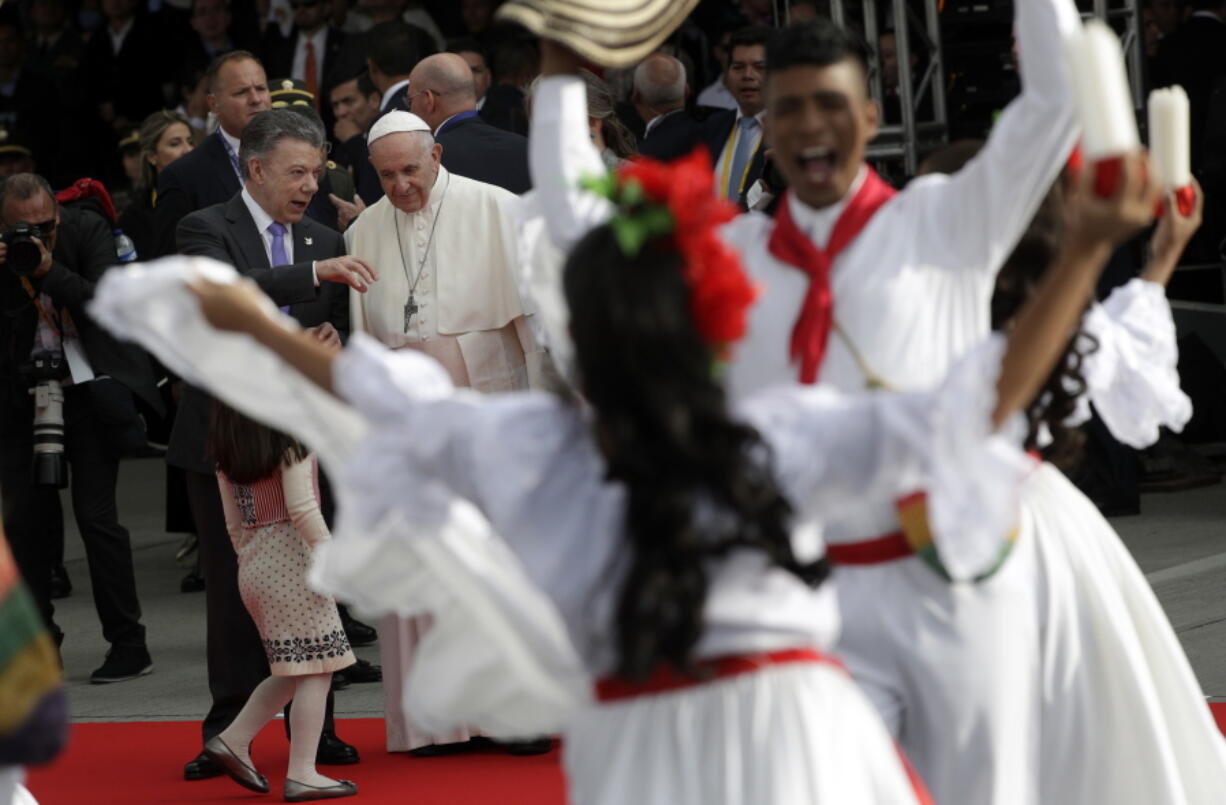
[[526, 0, 1226, 797], [345, 165, 548, 751]]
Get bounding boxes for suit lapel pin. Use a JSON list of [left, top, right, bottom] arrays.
[[303, 236, 313, 245]]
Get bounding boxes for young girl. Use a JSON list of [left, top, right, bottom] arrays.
[[171, 143, 1157, 804], [203, 405, 358, 802]]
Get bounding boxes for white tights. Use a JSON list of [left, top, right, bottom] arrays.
[[219, 672, 337, 786]]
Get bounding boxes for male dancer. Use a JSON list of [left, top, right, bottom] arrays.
[[527, 0, 1080, 800]]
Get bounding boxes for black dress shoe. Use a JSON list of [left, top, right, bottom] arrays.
[[90, 646, 153, 683], [203, 735, 270, 793], [503, 738, 554, 756], [339, 609, 378, 647], [184, 751, 223, 781], [49, 565, 72, 599], [317, 731, 359, 766], [180, 568, 205, 593], [330, 674, 351, 693], [334, 659, 382, 685]]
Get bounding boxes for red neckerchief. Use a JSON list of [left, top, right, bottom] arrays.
[[766, 169, 897, 384]]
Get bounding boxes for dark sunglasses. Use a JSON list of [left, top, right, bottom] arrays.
[[32, 219, 56, 235]]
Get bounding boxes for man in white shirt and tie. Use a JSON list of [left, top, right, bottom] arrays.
[[698, 26, 770, 206]]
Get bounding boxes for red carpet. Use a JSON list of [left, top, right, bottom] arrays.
[[26, 718, 566, 805], [27, 706, 1226, 803]]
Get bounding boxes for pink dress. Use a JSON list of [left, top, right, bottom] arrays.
[[217, 456, 356, 677]]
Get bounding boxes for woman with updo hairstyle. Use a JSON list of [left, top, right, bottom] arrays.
[[167, 135, 1143, 803], [117, 110, 195, 260]]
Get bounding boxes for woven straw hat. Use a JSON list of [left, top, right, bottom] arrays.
[[495, 0, 701, 68]]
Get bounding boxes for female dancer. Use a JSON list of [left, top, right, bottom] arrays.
[[203, 404, 357, 802], [176, 144, 1156, 804]]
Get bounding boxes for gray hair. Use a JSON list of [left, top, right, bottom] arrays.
[[633, 54, 686, 108], [238, 109, 325, 179], [0, 173, 56, 216]]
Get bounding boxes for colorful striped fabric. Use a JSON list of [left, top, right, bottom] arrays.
[[0, 527, 66, 765]]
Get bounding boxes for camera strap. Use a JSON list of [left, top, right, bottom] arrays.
[[19, 277, 62, 338]]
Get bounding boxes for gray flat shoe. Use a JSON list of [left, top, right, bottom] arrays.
[[203, 735, 269, 793], [284, 778, 358, 801]]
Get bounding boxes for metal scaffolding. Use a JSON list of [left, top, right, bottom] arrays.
[[774, 0, 1145, 176]]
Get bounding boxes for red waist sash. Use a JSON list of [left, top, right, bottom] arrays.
[[594, 648, 841, 703]]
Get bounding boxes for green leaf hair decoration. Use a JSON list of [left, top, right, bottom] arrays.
[[581, 174, 676, 258]]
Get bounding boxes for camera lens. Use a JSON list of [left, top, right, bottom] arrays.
[[7, 237, 41, 276]]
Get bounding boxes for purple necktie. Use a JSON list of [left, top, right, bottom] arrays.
[[268, 222, 292, 314]]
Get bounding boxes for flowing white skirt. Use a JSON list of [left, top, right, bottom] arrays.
[[1026, 464, 1226, 805], [380, 614, 479, 751], [562, 661, 929, 805]]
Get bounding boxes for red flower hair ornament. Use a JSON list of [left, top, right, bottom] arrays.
[[582, 147, 759, 359]]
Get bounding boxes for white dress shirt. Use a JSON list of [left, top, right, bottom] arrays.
[[109, 18, 135, 54], [291, 27, 329, 87], [381, 78, 410, 113], [241, 187, 294, 265]]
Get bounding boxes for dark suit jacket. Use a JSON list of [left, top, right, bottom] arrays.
[[436, 113, 531, 194], [639, 109, 703, 163], [83, 16, 167, 124], [480, 84, 528, 136], [260, 26, 347, 86], [154, 130, 242, 257], [169, 193, 348, 473], [338, 134, 383, 205], [700, 109, 767, 208], [0, 207, 161, 415]]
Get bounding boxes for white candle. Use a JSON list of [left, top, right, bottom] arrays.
[[1148, 86, 1191, 189], [1067, 20, 1139, 159]]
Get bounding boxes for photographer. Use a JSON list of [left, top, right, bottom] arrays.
[[0, 173, 161, 683]]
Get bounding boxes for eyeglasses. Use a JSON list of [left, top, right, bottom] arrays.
[[32, 219, 55, 235]]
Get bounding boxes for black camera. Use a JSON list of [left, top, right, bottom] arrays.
[[21, 351, 68, 489], [2, 222, 46, 277]]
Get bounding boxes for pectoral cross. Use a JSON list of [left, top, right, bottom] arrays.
[[403, 294, 419, 332]]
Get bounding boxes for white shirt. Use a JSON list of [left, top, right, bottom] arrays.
[[291, 27, 329, 87], [696, 77, 737, 110], [241, 187, 294, 265], [109, 17, 135, 54], [381, 78, 410, 113]]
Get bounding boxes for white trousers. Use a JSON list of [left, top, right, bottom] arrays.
[[834, 523, 1043, 805]]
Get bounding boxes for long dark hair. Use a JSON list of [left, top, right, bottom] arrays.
[[990, 181, 1099, 467], [564, 225, 829, 680], [207, 401, 308, 484]]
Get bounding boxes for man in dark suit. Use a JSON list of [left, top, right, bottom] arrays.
[[480, 36, 537, 137], [633, 53, 701, 163], [82, 0, 166, 130], [174, 109, 375, 782], [154, 50, 271, 257], [260, 0, 345, 136], [407, 53, 530, 194], [328, 70, 383, 205], [699, 26, 770, 207], [1154, 0, 1226, 169], [0, 173, 161, 683]]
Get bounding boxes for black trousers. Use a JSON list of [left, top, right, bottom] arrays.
[[1, 384, 146, 648], [183, 469, 335, 744]]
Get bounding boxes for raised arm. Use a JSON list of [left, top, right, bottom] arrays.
[[529, 42, 614, 252], [906, 0, 1081, 273]]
